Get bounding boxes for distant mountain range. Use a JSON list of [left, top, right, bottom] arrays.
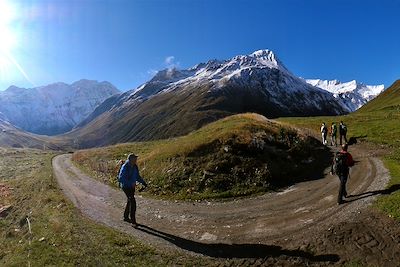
[[0, 113, 62, 149], [0, 50, 387, 149], [305, 79, 384, 112], [0, 79, 119, 135], [65, 50, 349, 148]]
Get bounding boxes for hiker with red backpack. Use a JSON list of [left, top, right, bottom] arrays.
[[118, 153, 147, 227], [331, 144, 355, 204]]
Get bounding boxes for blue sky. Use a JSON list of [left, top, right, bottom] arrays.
[[0, 0, 399, 91]]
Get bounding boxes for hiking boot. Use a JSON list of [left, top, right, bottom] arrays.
[[123, 218, 132, 223], [131, 218, 138, 227]]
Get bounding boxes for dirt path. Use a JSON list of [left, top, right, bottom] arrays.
[[52, 145, 400, 266]]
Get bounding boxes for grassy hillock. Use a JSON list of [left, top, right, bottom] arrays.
[[279, 80, 400, 219], [72, 113, 330, 200]]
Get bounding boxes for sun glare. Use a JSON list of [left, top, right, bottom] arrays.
[[0, 0, 34, 86], [0, 0, 17, 53]]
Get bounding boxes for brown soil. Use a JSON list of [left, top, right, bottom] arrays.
[[52, 144, 400, 266], [0, 183, 11, 198]]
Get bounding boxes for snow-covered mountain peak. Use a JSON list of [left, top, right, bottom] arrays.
[[306, 79, 384, 95], [186, 50, 285, 77], [0, 80, 120, 135], [131, 50, 379, 114], [223, 49, 288, 73], [305, 78, 385, 112], [132, 49, 328, 101], [250, 49, 280, 66]]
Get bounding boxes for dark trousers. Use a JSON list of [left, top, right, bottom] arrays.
[[340, 133, 347, 145], [338, 174, 348, 203], [331, 134, 337, 146], [122, 187, 136, 222]]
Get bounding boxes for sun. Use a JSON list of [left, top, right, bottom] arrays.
[[0, 0, 17, 53], [0, 0, 34, 86]]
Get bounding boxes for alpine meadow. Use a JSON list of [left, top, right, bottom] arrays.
[[1, 1, 400, 267]]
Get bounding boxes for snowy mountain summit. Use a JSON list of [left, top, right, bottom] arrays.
[[70, 50, 349, 147], [0, 80, 120, 135], [129, 49, 340, 104], [306, 79, 385, 112]]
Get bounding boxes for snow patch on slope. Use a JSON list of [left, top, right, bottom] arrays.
[[306, 79, 385, 112], [0, 80, 120, 135], [116, 50, 346, 116]]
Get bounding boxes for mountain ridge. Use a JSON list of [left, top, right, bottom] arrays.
[[306, 79, 384, 112], [65, 49, 347, 148], [0, 79, 120, 135]]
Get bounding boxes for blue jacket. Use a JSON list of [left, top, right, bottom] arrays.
[[118, 161, 147, 189]]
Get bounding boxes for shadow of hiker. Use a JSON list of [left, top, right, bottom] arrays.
[[347, 184, 400, 203], [347, 135, 367, 146], [135, 224, 339, 263]]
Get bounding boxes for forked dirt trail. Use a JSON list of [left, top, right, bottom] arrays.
[[53, 145, 400, 266]]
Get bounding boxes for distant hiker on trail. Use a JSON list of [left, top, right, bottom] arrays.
[[339, 121, 348, 145], [331, 144, 354, 205], [118, 153, 147, 227], [330, 122, 337, 147], [320, 122, 328, 145]]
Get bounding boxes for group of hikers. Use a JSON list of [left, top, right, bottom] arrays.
[[320, 120, 355, 204], [320, 120, 348, 147], [117, 121, 355, 226]]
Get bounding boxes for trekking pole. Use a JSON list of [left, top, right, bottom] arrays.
[[139, 160, 147, 192]]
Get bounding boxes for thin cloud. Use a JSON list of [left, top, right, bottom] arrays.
[[164, 56, 180, 69], [165, 56, 175, 65]]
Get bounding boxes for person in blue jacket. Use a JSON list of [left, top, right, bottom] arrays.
[[118, 153, 147, 226]]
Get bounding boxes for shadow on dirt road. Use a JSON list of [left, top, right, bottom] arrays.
[[346, 184, 400, 203], [135, 224, 340, 262]]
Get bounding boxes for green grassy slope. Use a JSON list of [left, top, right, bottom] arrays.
[[279, 80, 400, 219], [358, 80, 400, 112], [72, 113, 330, 200]]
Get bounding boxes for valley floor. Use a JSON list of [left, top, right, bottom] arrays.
[[53, 144, 400, 266]]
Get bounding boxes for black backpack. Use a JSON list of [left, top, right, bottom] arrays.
[[333, 152, 348, 175]]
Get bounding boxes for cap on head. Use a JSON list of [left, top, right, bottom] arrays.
[[127, 153, 138, 161], [342, 144, 348, 151]]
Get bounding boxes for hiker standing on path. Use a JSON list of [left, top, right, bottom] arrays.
[[119, 153, 147, 227], [321, 122, 328, 145], [331, 144, 354, 204], [339, 121, 348, 145], [330, 122, 337, 147]]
